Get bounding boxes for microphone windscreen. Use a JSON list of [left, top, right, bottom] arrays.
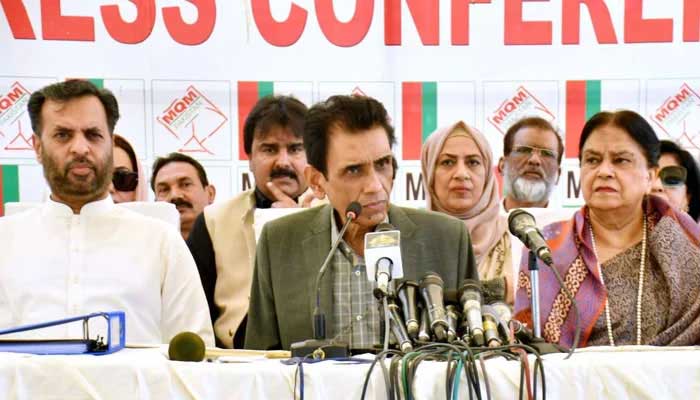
[[507, 209, 536, 236], [168, 332, 205, 362], [346, 201, 362, 219], [419, 271, 444, 288], [482, 277, 506, 304], [459, 279, 482, 294]]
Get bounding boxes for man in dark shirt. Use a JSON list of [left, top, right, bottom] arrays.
[[245, 95, 479, 351], [186, 95, 313, 348]]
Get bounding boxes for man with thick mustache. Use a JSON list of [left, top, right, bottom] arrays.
[[187, 95, 316, 348], [151, 152, 216, 239], [0, 80, 213, 345], [245, 95, 478, 351], [498, 117, 563, 211]]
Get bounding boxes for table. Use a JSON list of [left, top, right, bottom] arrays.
[[0, 346, 698, 399]]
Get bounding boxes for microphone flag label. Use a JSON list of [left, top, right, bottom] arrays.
[[364, 230, 404, 284]]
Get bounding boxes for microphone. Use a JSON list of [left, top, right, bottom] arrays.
[[511, 319, 535, 344], [365, 223, 404, 297], [291, 202, 362, 358], [375, 257, 393, 296], [397, 280, 419, 338], [168, 332, 205, 362], [418, 305, 431, 342], [387, 300, 413, 352], [312, 201, 362, 340], [481, 305, 503, 348], [419, 272, 449, 342], [445, 305, 460, 343], [508, 209, 553, 265], [458, 279, 485, 346], [482, 278, 512, 324]]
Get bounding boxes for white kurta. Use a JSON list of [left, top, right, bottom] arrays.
[[0, 196, 214, 346]]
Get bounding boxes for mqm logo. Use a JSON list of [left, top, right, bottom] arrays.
[[351, 86, 368, 97], [651, 83, 700, 150], [488, 86, 555, 134], [0, 82, 33, 151], [156, 85, 228, 155]]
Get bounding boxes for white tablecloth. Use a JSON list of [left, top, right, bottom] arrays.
[[0, 346, 699, 399]]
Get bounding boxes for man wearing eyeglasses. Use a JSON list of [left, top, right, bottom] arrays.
[[151, 153, 216, 240], [0, 80, 214, 345], [497, 117, 563, 212]]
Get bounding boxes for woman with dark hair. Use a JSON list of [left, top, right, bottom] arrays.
[[515, 110, 700, 347], [110, 134, 148, 203], [651, 140, 700, 222]]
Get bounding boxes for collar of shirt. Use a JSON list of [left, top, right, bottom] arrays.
[[254, 186, 301, 209], [42, 195, 115, 217], [253, 186, 274, 209]]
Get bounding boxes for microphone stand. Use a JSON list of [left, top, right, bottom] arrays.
[[528, 251, 541, 338], [290, 207, 359, 359], [527, 250, 567, 355]]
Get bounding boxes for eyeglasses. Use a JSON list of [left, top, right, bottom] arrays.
[[510, 145, 558, 160], [659, 165, 687, 187], [112, 169, 139, 192]]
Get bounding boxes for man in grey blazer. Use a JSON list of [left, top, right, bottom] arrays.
[[245, 95, 479, 351]]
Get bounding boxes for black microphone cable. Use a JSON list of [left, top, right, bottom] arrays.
[[477, 356, 492, 400], [359, 349, 401, 400], [389, 355, 402, 400], [445, 354, 457, 399], [382, 295, 390, 351], [500, 343, 547, 400], [455, 341, 546, 400], [378, 347, 393, 400], [538, 261, 580, 359], [292, 357, 305, 400], [402, 343, 483, 400], [356, 342, 547, 400], [357, 290, 552, 400]]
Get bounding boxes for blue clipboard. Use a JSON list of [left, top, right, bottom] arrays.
[[0, 311, 126, 355]]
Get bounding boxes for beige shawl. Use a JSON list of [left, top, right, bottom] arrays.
[[421, 121, 510, 279]]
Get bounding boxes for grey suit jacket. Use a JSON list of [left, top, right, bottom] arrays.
[[244, 204, 478, 350]]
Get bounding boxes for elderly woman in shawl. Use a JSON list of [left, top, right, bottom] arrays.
[[515, 110, 700, 347], [421, 121, 513, 302], [110, 134, 148, 203]]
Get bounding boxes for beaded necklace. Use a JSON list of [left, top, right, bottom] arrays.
[[588, 214, 647, 346]]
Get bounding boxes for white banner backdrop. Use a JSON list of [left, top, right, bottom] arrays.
[[2, 0, 699, 213]]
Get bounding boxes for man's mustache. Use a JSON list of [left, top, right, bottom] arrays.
[[520, 169, 545, 179], [170, 198, 193, 209], [269, 168, 298, 182]]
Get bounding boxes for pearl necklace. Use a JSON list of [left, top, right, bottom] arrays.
[[588, 214, 647, 346]]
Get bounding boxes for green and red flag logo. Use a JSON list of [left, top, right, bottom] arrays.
[[402, 82, 438, 160], [236, 81, 313, 161], [565, 80, 640, 157], [565, 80, 601, 158], [0, 164, 19, 216], [237, 81, 274, 160]]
